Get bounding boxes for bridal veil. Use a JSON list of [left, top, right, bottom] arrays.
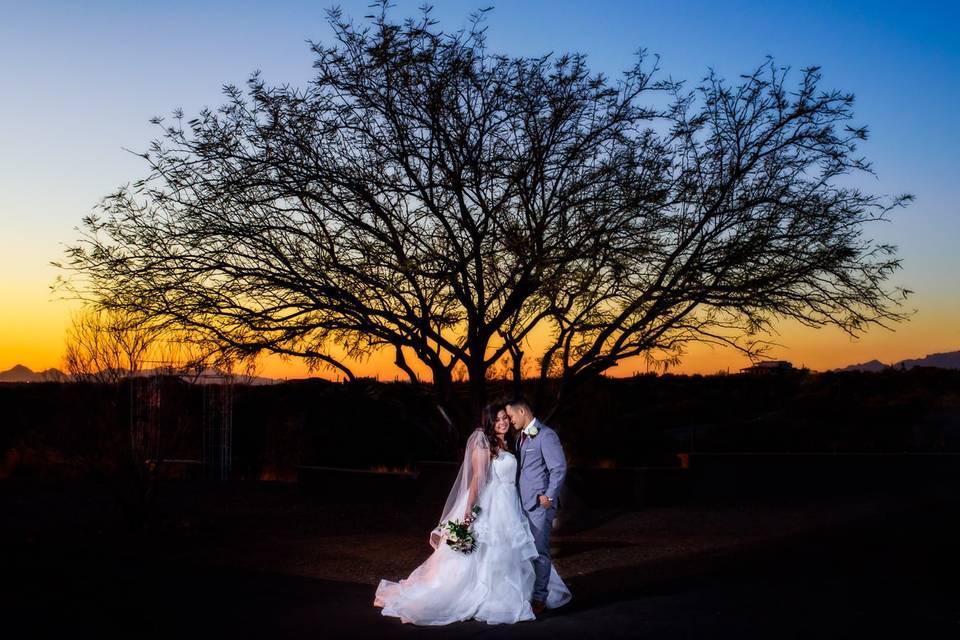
[[430, 429, 491, 548]]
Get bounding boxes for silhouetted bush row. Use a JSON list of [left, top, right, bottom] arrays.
[[1, 368, 958, 481]]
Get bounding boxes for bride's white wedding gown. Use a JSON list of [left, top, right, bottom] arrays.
[[374, 450, 571, 625]]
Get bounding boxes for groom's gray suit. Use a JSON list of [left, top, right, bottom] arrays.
[[516, 417, 567, 604]]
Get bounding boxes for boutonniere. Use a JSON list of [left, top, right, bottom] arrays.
[[523, 424, 539, 437]]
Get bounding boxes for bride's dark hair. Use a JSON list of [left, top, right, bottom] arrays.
[[480, 402, 511, 459]]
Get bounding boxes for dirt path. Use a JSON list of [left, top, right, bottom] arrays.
[[2, 482, 958, 637]]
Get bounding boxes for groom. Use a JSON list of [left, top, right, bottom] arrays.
[[505, 397, 567, 616]]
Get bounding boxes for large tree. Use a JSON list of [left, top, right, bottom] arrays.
[[53, 5, 912, 427]]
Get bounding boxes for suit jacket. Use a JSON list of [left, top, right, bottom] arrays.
[[515, 418, 567, 511]]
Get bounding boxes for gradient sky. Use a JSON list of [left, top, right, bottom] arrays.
[[1, 0, 958, 379]]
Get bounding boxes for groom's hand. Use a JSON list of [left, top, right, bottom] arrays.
[[538, 494, 552, 508]]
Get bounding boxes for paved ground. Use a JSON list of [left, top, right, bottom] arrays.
[[2, 481, 959, 638]]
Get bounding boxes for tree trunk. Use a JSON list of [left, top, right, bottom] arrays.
[[467, 357, 488, 429], [431, 364, 465, 446]]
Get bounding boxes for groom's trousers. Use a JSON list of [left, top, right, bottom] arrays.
[[525, 505, 556, 602]]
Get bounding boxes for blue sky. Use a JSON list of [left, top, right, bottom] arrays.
[[1, 1, 957, 374]]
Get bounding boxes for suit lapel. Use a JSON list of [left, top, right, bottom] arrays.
[[517, 418, 540, 468]]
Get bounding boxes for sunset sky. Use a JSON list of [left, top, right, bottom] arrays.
[[2, 0, 957, 380]]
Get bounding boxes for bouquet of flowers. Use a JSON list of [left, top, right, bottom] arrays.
[[438, 505, 482, 554]]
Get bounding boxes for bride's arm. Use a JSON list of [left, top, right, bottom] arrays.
[[464, 443, 488, 518]]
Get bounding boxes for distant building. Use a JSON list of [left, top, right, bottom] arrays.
[[739, 360, 794, 374]]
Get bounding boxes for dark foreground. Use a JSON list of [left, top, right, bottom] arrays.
[[2, 479, 958, 638]]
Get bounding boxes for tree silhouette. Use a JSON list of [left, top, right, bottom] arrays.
[[62, 306, 161, 384], [53, 4, 912, 427], [61, 305, 254, 384]]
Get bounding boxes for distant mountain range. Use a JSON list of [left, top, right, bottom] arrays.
[[832, 350, 960, 373], [0, 364, 70, 383], [0, 364, 279, 385]]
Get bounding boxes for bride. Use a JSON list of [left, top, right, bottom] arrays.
[[374, 403, 571, 625]]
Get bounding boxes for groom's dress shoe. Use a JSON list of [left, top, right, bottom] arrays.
[[531, 600, 546, 616]]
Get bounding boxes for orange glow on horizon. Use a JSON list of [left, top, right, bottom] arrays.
[[2, 280, 957, 380]]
